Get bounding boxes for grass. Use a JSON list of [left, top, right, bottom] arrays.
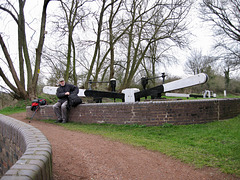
[[217, 94, 240, 98], [42, 115, 240, 176], [0, 100, 29, 115], [0, 106, 26, 115]]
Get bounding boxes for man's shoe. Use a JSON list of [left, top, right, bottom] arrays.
[[62, 120, 67, 123], [55, 119, 62, 123]]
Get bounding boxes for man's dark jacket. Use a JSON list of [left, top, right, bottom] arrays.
[[56, 83, 79, 103]]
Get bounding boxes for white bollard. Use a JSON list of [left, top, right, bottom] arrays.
[[122, 88, 140, 102], [224, 90, 227, 97]]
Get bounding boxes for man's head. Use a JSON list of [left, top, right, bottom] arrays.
[[58, 78, 65, 86]]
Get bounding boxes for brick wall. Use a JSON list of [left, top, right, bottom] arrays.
[[27, 98, 240, 126], [0, 114, 52, 179]]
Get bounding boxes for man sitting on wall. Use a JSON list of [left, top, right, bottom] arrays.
[[53, 78, 79, 123]]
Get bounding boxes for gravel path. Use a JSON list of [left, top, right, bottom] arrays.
[[9, 112, 239, 180]]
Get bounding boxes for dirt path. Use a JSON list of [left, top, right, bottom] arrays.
[[9, 112, 239, 180]]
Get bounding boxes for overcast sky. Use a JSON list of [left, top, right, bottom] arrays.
[[167, 1, 215, 77]]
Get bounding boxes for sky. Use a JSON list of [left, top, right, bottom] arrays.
[[166, 1, 215, 77]]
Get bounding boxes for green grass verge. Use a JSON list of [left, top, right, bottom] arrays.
[[217, 94, 240, 98], [0, 100, 29, 115], [0, 107, 26, 115], [43, 115, 240, 176]]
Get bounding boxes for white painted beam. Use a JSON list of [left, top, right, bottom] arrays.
[[163, 73, 208, 92]]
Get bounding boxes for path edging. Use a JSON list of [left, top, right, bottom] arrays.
[[0, 114, 52, 179]]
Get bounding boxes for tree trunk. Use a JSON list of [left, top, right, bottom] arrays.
[[31, 0, 51, 100], [18, 0, 25, 88], [72, 39, 77, 86], [0, 0, 51, 100], [0, 34, 28, 99], [85, 0, 106, 88], [65, 28, 73, 82]]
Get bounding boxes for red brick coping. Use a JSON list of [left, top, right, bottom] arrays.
[[27, 98, 240, 126], [0, 114, 52, 179]]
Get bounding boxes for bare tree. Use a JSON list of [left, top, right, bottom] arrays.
[[41, 0, 191, 91], [59, 0, 88, 84], [200, 0, 240, 71], [143, 43, 176, 86], [92, 0, 124, 89], [0, 0, 51, 100], [84, 0, 125, 88], [120, 0, 192, 89], [42, 0, 90, 86], [84, 0, 107, 87], [185, 49, 204, 75], [85, 0, 192, 90], [185, 49, 216, 75]]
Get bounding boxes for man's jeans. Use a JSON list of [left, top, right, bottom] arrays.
[[53, 101, 68, 122]]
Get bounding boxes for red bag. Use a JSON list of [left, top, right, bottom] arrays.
[[31, 99, 47, 111]]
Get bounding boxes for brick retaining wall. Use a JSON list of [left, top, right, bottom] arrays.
[[27, 98, 240, 126], [0, 114, 52, 179]]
